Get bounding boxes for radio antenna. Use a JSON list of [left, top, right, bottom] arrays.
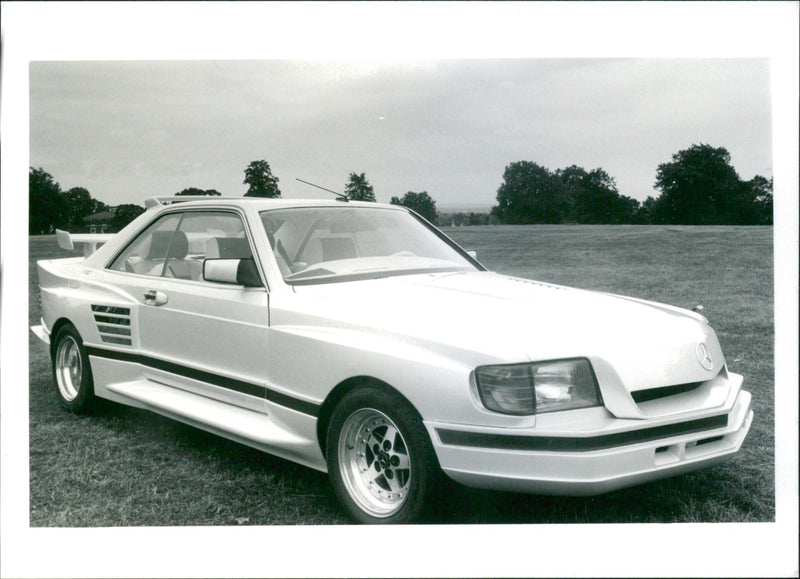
[[296, 178, 349, 202]]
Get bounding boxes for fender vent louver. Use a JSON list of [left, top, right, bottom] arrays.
[[91, 305, 132, 346]]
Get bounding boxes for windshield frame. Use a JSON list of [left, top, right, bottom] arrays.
[[259, 205, 485, 286]]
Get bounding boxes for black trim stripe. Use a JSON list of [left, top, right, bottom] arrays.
[[436, 414, 728, 452], [85, 346, 320, 417]]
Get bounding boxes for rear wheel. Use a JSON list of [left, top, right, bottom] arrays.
[[326, 386, 438, 524], [52, 324, 96, 413]]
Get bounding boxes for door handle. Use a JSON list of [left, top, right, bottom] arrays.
[[143, 290, 169, 306]]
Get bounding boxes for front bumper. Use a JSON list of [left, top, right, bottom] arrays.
[[426, 389, 752, 496]]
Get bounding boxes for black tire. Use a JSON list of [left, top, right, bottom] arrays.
[[51, 324, 96, 413], [326, 386, 439, 524]]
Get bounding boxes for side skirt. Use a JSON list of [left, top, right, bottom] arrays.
[[104, 378, 327, 473]]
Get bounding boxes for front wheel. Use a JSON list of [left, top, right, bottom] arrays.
[[326, 387, 438, 524], [51, 324, 96, 413]]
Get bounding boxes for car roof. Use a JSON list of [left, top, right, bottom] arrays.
[[144, 196, 403, 211]]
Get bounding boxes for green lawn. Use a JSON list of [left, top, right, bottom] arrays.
[[28, 225, 775, 525]]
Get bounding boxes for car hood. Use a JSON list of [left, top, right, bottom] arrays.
[[287, 271, 725, 392]]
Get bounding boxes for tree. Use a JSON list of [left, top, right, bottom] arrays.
[[746, 175, 773, 225], [556, 164, 589, 222], [344, 172, 376, 202], [243, 160, 281, 198], [175, 187, 222, 196], [654, 144, 744, 225], [111, 204, 145, 232], [616, 194, 642, 224], [390, 191, 438, 223], [64, 187, 106, 231], [491, 161, 570, 224], [556, 165, 640, 224], [29, 167, 67, 234], [634, 196, 659, 224]]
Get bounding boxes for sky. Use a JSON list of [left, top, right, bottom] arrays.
[[29, 58, 772, 210]]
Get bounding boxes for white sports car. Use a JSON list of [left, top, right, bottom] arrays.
[[31, 196, 753, 523]]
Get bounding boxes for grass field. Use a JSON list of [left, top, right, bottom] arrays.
[[28, 225, 775, 525]]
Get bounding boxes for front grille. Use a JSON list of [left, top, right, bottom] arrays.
[[631, 381, 704, 404], [92, 305, 132, 346]]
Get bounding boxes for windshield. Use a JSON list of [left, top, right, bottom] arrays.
[[260, 206, 479, 284]]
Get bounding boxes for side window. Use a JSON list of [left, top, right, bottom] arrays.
[[167, 212, 252, 281], [110, 211, 253, 282], [109, 213, 181, 276]]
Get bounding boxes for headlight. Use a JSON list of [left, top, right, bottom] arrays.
[[475, 358, 602, 415]]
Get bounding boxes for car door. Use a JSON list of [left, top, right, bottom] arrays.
[[106, 208, 270, 413]]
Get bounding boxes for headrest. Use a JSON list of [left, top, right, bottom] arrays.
[[206, 237, 251, 259], [145, 230, 188, 260], [167, 230, 189, 259], [145, 231, 172, 260]]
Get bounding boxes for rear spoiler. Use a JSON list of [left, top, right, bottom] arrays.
[[144, 195, 245, 209], [55, 229, 114, 257]]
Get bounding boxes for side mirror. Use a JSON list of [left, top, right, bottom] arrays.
[[203, 258, 263, 287]]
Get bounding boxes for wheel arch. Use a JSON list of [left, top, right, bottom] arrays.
[[49, 317, 79, 355], [317, 375, 423, 458]]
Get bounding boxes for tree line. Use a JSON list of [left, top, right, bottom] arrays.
[[491, 144, 772, 226], [240, 146, 773, 226], [29, 161, 262, 235], [29, 143, 772, 235], [29, 168, 146, 235], [29, 161, 440, 234]]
